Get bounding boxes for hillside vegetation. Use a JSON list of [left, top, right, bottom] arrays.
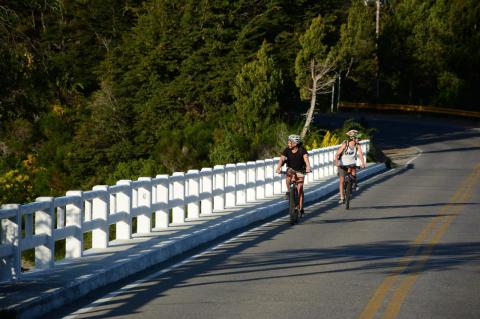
[[1, 0, 478, 204]]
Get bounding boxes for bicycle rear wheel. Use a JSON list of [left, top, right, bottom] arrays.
[[345, 177, 351, 210], [289, 186, 296, 225], [293, 188, 299, 223]]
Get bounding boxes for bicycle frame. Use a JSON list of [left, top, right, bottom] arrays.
[[340, 165, 358, 210], [282, 169, 303, 225]]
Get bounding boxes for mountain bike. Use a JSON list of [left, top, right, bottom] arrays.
[[281, 168, 303, 225], [339, 164, 358, 210]]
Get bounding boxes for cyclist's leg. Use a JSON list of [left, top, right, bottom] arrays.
[[338, 169, 345, 202], [296, 178, 304, 208], [296, 178, 305, 216], [351, 167, 358, 189], [285, 175, 291, 197]]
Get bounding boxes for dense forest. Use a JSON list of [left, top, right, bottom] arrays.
[[1, 0, 479, 205]]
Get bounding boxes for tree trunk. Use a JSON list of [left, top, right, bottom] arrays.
[[301, 76, 317, 139]]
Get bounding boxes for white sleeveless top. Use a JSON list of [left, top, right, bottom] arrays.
[[341, 142, 357, 166]]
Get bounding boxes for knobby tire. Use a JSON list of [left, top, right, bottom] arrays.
[[294, 187, 299, 223], [345, 177, 351, 210], [289, 186, 296, 225]]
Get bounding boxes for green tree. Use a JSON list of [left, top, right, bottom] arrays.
[[295, 15, 338, 139], [338, 0, 377, 100], [233, 40, 282, 137]]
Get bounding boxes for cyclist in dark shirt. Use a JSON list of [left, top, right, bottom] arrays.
[[275, 134, 311, 217]]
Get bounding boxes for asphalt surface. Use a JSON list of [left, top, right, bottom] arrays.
[[45, 114, 480, 319]]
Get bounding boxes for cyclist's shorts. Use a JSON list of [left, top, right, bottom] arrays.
[[337, 166, 351, 177], [286, 168, 305, 179]]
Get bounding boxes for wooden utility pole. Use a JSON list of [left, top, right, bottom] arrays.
[[375, 0, 380, 99]]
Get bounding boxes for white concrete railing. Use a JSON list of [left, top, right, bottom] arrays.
[[0, 141, 369, 281]]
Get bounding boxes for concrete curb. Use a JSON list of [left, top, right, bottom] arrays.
[[6, 163, 386, 319]]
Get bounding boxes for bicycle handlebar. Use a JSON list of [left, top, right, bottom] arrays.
[[338, 164, 361, 169], [278, 169, 307, 175]]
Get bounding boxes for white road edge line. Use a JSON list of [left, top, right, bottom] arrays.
[[406, 146, 423, 165], [63, 164, 398, 319]]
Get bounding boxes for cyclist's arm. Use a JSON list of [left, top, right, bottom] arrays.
[[335, 144, 345, 167], [275, 155, 287, 174], [357, 144, 366, 168], [303, 153, 311, 173]]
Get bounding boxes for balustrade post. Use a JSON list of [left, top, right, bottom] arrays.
[[154, 175, 169, 228], [200, 168, 213, 215], [172, 172, 185, 224], [116, 180, 132, 240], [92, 185, 109, 248], [186, 170, 200, 219], [65, 191, 83, 259], [265, 159, 274, 197], [225, 164, 236, 208], [304, 155, 311, 186], [246, 161, 256, 202], [333, 146, 338, 175], [213, 165, 225, 211], [236, 163, 247, 205], [256, 160, 265, 199], [319, 148, 327, 178], [309, 150, 317, 183], [328, 147, 335, 176], [273, 157, 282, 195], [137, 177, 152, 234], [35, 197, 54, 270], [0, 204, 20, 281]]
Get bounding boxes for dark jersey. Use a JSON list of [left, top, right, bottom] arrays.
[[282, 146, 308, 172]]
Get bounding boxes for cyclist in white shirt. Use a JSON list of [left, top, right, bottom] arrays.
[[335, 130, 366, 204]]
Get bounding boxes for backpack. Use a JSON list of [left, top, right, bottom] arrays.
[[340, 140, 358, 160]]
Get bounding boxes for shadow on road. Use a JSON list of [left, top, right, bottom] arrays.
[[60, 217, 480, 319], [350, 202, 479, 210], [47, 162, 480, 319]]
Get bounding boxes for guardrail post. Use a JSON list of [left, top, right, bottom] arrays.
[[322, 149, 329, 177], [236, 163, 247, 205], [256, 160, 265, 199], [92, 185, 109, 248], [273, 157, 282, 195], [172, 172, 186, 224], [200, 168, 213, 215], [246, 161, 256, 202], [186, 170, 200, 219], [329, 147, 336, 176], [0, 204, 20, 281], [116, 180, 132, 240], [65, 191, 83, 259], [35, 197, 54, 270], [213, 165, 225, 211], [225, 164, 236, 208], [265, 159, 274, 197], [137, 177, 152, 234], [154, 175, 169, 228], [312, 150, 319, 180], [304, 157, 311, 186]]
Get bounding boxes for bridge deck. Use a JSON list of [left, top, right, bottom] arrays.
[[0, 163, 385, 319]]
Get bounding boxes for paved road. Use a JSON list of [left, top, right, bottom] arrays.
[[46, 115, 480, 319]]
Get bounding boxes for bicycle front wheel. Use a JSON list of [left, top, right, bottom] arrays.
[[345, 178, 351, 210], [293, 187, 299, 223], [289, 186, 296, 225]]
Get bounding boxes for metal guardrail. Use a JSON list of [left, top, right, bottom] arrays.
[[340, 102, 480, 119]]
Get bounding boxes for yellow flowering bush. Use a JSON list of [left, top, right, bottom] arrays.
[[320, 130, 341, 147], [0, 169, 33, 204]]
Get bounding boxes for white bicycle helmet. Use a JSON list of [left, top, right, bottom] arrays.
[[346, 129, 359, 139], [288, 134, 302, 145]]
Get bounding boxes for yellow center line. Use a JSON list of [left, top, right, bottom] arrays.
[[381, 166, 480, 319], [358, 164, 480, 319]]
